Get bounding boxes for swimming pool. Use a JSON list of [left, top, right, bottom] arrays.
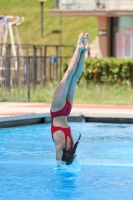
[[0, 122, 133, 200]]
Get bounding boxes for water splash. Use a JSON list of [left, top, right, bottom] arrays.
[[54, 156, 81, 173]]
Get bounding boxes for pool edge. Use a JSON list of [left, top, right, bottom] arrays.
[[0, 113, 133, 128]]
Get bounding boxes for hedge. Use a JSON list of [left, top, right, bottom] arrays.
[[63, 57, 133, 85]]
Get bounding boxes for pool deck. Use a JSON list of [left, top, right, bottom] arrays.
[[0, 102, 133, 128]]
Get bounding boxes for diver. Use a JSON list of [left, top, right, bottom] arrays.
[[50, 33, 90, 167]]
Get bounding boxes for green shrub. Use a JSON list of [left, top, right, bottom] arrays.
[[63, 58, 133, 85]]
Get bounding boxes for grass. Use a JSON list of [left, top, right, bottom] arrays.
[[0, 0, 97, 47], [31, 83, 133, 105], [1, 83, 133, 105], [74, 83, 133, 105]]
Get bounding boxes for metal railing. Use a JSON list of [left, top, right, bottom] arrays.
[[0, 44, 75, 102]]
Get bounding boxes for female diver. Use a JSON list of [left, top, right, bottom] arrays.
[[50, 32, 89, 167]]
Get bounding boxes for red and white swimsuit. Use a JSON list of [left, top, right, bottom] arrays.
[[50, 100, 74, 149]]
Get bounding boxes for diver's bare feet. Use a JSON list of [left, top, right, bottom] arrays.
[[83, 33, 90, 51], [76, 32, 84, 52]]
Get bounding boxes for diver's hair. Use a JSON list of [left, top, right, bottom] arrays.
[[62, 133, 81, 165]]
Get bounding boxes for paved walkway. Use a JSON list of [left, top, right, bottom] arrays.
[[1, 102, 133, 118]]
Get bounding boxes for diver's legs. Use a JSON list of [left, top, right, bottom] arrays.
[[51, 33, 84, 111], [67, 33, 89, 105]]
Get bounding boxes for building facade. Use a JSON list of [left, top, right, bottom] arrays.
[[50, 0, 133, 58]]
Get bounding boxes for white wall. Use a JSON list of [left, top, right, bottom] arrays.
[[59, 0, 133, 10]]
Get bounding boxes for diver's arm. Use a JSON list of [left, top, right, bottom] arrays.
[[56, 145, 67, 168], [53, 130, 65, 161], [55, 144, 63, 161]]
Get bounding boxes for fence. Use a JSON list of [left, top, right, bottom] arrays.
[[0, 44, 75, 102]]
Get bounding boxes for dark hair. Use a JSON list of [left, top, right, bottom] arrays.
[[62, 134, 81, 165]]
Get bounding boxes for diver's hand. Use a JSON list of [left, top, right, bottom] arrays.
[[56, 160, 67, 169]]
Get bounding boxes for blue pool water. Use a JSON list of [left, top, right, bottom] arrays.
[[0, 123, 133, 200]]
